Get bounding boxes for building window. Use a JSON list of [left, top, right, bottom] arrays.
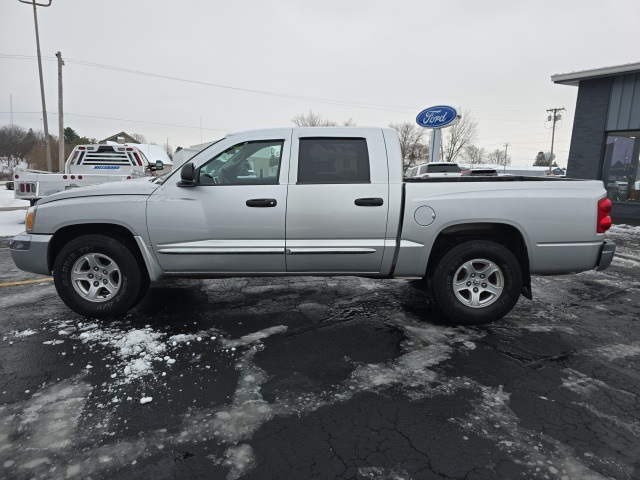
[[602, 133, 640, 202]]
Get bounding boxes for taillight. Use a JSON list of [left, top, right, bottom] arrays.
[[63, 175, 68, 179], [19, 183, 25, 193], [597, 198, 612, 234], [78, 175, 83, 180], [14, 174, 19, 179]]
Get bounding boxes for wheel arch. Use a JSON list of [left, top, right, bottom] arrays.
[[48, 223, 148, 280], [426, 222, 532, 299]]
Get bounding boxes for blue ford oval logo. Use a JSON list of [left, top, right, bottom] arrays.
[[416, 106, 459, 129]]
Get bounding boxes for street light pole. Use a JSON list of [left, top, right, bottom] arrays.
[[19, 0, 53, 171]]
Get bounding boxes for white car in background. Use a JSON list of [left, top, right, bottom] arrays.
[[406, 162, 462, 179]]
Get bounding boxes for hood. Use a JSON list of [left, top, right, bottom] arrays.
[[37, 177, 161, 205]]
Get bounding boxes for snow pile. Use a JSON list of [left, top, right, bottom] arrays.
[[78, 325, 167, 382]]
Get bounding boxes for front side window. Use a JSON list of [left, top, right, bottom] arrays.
[[297, 138, 370, 184], [198, 140, 283, 185]]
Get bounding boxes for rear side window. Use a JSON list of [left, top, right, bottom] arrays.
[[426, 164, 461, 173], [297, 138, 370, 184]]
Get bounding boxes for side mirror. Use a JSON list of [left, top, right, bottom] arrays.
[[151, 160, 164, 171], [177, 162, 197, 187]]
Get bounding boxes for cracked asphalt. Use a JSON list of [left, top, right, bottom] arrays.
[[0, 225, 639, 480]]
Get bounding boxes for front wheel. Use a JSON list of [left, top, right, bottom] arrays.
[[431, 240, 523, 325], [53, 234, 148, 318]]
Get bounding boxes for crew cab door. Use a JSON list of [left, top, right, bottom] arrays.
[[146, 129, 291, 273], [285, 128, 390, 273]]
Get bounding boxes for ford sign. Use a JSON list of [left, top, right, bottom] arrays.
[[416, 106, 459, 129]]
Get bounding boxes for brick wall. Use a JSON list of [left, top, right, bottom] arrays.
[[566, 78, 612, 179]]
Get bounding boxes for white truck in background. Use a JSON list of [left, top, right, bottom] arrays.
[[13, 143, 171, 205]]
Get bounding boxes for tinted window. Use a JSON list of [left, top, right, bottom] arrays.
[[198, 140, 283, 185], [297, 138, 370, 184], [426, 164, 461, 173]]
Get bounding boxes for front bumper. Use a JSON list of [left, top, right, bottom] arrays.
[[9, 232, 53, 276], [596, 241, 616, 271]]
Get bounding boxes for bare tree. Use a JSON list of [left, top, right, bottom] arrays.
[[487, 148, 511, 168], [27, 131, 67, 171], [164, 140, 174, 160], [440, 110, 478, 163], [389, 122, 429, 169], [291, 110, 355, 127], [131, 133, 148, 143], [463, 145, 486, 166]]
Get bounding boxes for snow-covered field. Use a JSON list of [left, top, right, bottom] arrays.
[[0, 186, 27, 237]]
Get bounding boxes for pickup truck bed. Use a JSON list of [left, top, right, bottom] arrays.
[[9, 127, 615, 325]]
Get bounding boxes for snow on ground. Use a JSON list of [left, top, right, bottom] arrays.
[[0, 209, 26, 237], [2, 308, 632, 479], [0, 186, 27, 237], [0, 185, 27, 209]]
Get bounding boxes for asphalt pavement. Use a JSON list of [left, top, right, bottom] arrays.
[[0, 226, 639, 480]]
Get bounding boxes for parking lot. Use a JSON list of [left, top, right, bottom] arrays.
[[1, 224, 639, 480]]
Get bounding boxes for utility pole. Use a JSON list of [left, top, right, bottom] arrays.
[[56, 51, 64, 172], [546, 107, 564, 174], [19, 0, 54, 171], [503, 143, 509, 172]]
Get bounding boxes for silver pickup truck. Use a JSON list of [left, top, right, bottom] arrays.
[[9, 127, 615, 324]]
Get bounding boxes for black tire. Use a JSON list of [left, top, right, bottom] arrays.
[[431, 240, 523, 325], [53, 234, 147, 318]]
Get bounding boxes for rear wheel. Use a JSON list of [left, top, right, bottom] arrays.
[[53, 234, 148, 318], [431, 240, 522, 325]]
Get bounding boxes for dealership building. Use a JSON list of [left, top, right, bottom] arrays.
[[552, 62, 640, 223]]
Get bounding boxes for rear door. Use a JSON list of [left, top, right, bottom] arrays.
[[285, 128, 390, 274]]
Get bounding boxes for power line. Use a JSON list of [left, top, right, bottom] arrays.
[[0, 54, 572, 117], [0, 54, 414, 113], [0, 110, 229, 133]]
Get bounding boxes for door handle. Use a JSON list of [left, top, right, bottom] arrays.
[[246, 198, 277, 208], [354, 197, 384, 207]]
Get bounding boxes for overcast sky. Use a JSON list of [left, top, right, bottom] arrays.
[[1, 0, 639, 166]]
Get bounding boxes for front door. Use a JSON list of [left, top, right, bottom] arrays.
[[147, 132, 291, 274]]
